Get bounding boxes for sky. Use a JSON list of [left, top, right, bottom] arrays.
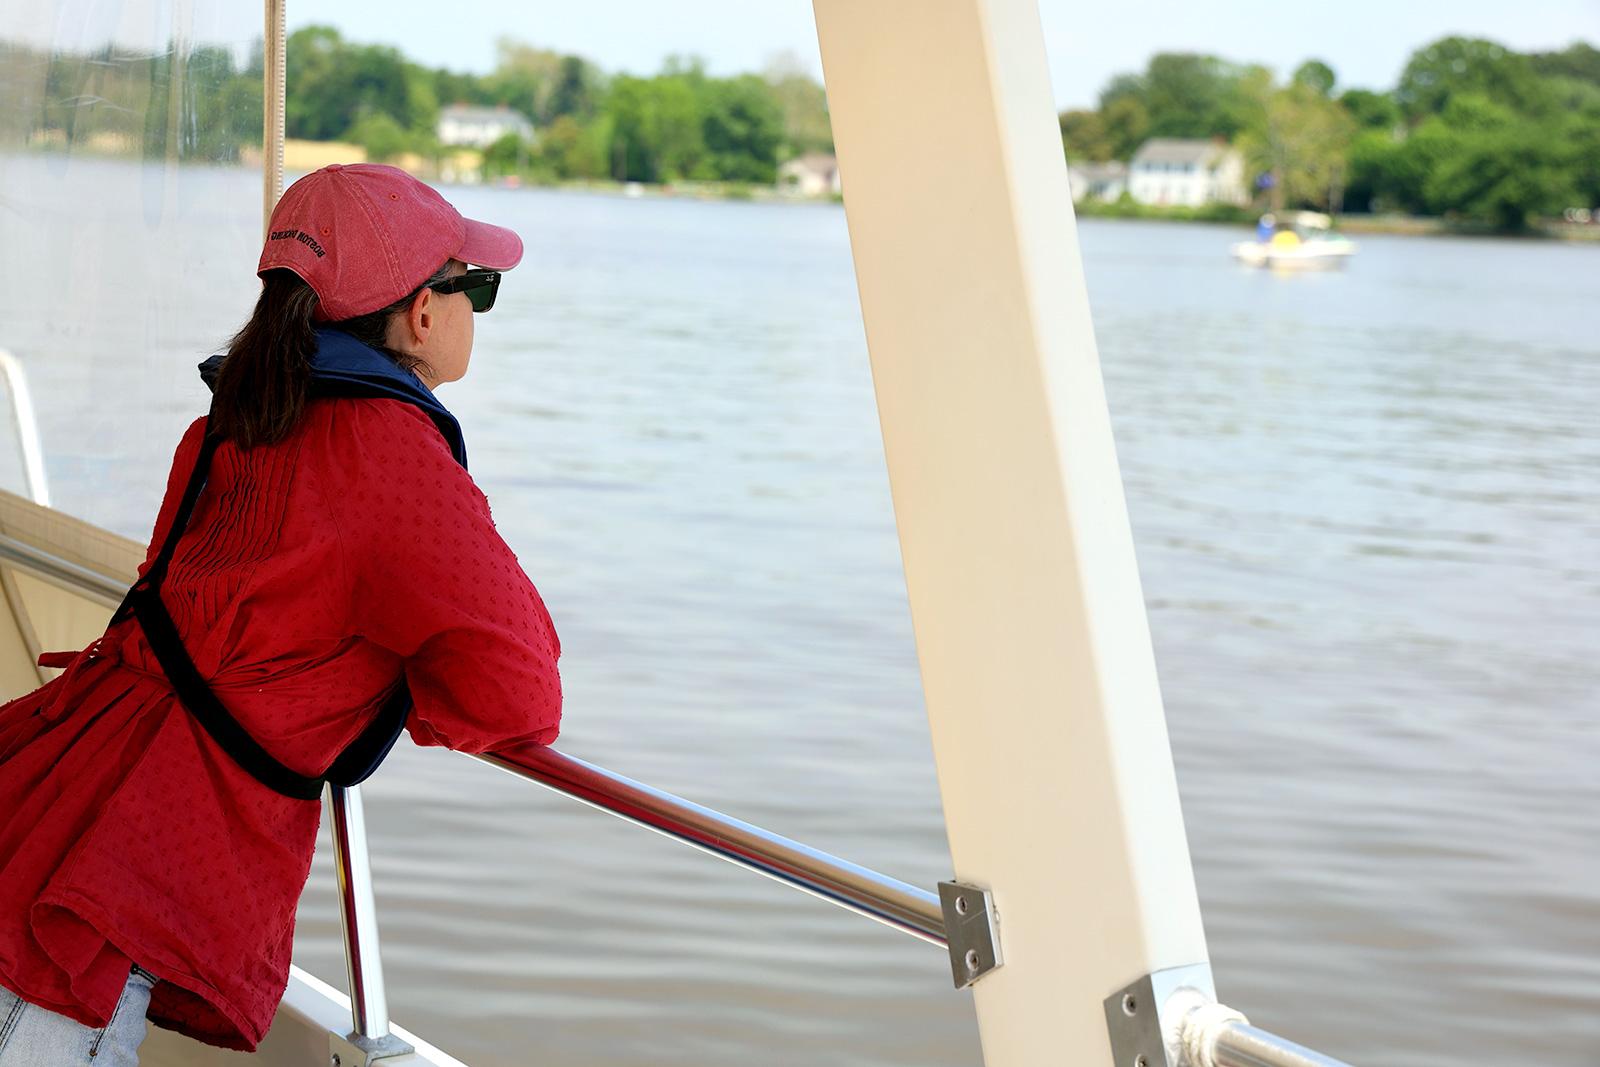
[[280, 0, 1600, 108]]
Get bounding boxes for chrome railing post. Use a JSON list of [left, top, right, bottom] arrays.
[[328, 784, 388, 1037], [327, 784, 412, 1061]]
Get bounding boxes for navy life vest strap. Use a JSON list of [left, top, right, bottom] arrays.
[[110, 330, 465, 800]]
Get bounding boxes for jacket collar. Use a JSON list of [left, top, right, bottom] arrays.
[[198, 328, 467, 468]]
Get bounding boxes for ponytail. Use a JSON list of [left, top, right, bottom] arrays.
[[210, 269, 318, 449]]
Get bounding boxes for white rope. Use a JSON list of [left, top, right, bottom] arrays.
[[1179, 1000, 1251, 1067]]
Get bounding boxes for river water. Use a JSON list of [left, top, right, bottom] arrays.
[[4, 158, 1598, 1066]]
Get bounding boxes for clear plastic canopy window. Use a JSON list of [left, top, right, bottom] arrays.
[[0, 0, 265, 536]]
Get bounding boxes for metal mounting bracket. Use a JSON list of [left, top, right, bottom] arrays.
[[1103, 962, 1216, 1067], [329, 1030, 414, 1066], [937, 880, 1002, 988]]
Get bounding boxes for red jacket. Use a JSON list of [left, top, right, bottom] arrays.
[[0, 397, 562, 1050]]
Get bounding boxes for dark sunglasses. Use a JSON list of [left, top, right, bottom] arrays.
[[428, 268, 501, 313]]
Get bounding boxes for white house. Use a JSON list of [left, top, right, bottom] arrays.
[[1127, 139, 1247, 206], [436, 104, 536, 149], [777, 152, 842, 197], [1066, 161, 1127, 203]]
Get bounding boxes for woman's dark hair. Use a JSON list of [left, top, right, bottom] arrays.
[[209, 260, 454, 449]]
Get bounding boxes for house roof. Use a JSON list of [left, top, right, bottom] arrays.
[[439, 104, 533, 127], [1068, 161, 1127, 182], [1130, 138, 1229, 167]]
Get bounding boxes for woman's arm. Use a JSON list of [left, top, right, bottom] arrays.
[[325, 400, 562, 753]]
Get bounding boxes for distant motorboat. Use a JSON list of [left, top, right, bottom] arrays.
[[1232, 210, 1357, 270]]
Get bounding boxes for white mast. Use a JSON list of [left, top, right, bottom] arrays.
[[811, 1, 1210, 1063]]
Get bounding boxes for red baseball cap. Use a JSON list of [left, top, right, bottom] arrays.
[[258, 163, 524, 321]]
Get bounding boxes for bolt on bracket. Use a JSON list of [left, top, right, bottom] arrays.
[[937, 880, 1002, 989], [1103, 962, 1217, 1067]]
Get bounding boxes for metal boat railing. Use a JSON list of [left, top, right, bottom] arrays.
[[475, 746, 947, 943], [0, 530, 1355, 1067], [0, 349, 50, 507], [0, 533, 126, 606]]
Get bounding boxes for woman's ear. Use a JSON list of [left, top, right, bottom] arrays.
[[393, 287, 434, 351]]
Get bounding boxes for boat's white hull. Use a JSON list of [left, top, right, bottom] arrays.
[[1231, 240, 1356, 270]]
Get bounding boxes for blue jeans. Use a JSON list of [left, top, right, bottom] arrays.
[[0, 967, 156, 1066]]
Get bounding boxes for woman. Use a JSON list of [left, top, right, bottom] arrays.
[[0, 163, 563, 1064]]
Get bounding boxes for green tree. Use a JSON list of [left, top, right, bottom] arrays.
[[1541, 74, 1600, 120], [1568, 118, 1600, 207], [285, 26, 437, 142], [572, 114, 617, 179], [1529, 42, 1600, 86], [348, 111, 410, 162], [1059, 108, 1113, 161], [285, 26, 345, 139], [398, 63, 440, 135], [432, 67, 493, 111], [1238, 72, 1357, 211], [1293, 59, 1336, 96], [593, 61, 788, 184], [1092, 54, 1258, 152], [651, 75, 706, 180], [602, 73, 706, 182], [485, 38, 567, 124], [1143, 53, 1256, 139], [1339, 88, 1399, 130], [1097, 72, 1144, 112], [1344, 127, 1411, 212], [1100, 95, 1150, 159], [481, 131, 530, 179], [548, 55, 601, 120], [530, 112, 614, 179], [530, 115, 580, 177], [1425, 126, 1579, 228], [1398, 93, 1583, 226], [763, 51, 834, 157], [700, 74, 784, 182], [1396, 37, 1546, 121]]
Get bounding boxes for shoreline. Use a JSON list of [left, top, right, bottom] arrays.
[[7, 146, 1593, 237], [1070, 200, 1600, 241]]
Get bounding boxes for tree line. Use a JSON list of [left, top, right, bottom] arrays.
[[284, 26, 831, 186], [0, 27, 832, 188], [7, 29, 1595, 226], [1058, 38, 1600, 229]]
